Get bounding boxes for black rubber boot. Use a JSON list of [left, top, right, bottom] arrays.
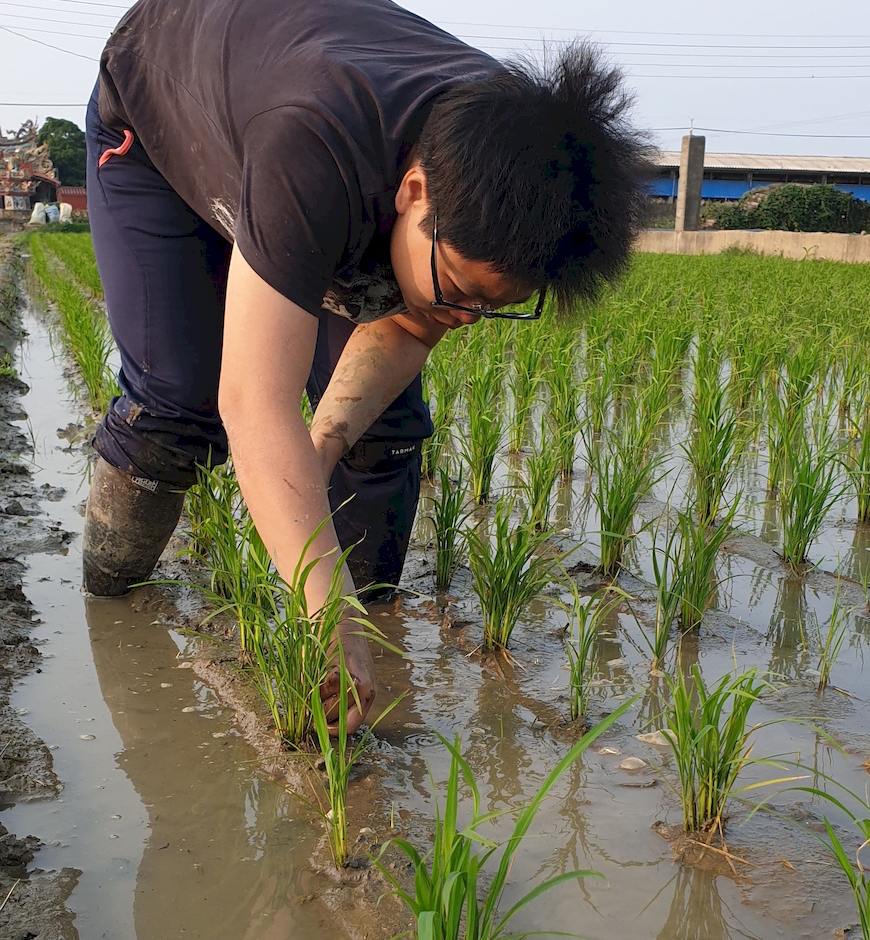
[[82, 456, 186, 596]]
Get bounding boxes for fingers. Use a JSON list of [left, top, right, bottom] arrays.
[[325, 672, 375, 737]]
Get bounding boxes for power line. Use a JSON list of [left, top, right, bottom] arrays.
[[0, 101, 87, 106], [0, 23, 107, 38], [0, 23, 98, 59], [0, 11, 114, 26], [442, 20, 870, 40], [0, 1, 115, 17], [458, 33, 870, 50], [652, 125, 870, 138], [52, 0, 128, 7]]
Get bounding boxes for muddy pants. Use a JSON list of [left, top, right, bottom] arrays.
[[85, 86, 431, 591]]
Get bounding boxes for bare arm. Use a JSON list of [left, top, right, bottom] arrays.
[[310, 311, 449, 476]]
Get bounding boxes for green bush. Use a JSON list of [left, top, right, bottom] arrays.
[[714, 184, 870, 233]]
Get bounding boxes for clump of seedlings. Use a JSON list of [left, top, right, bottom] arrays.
[[674, 500, 738, 631], [375, 701, 632, 940], [842, 378, 869, 525], [466, 499, 563, 652], [816, 584, 851, 693], [779, 407, 844, 571], [663, 666, 773, 835], [588, 388, 664, 578], [309, 649, 402, 869], [684, 339, 743, 525], [423, 336, 464, 479], [788, 775, 869, 939], [519, 422, 560, 533], [564, 586, 624, 724], [507, 326, 543, 454], [545, 330, 583, 479], [463, 356, 504, 504], [647, 517, 683, 672], [426, 463, 472, 592], [26, 234, 118, 412]]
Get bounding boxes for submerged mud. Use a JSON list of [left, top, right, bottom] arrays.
[[0, 241, 78, 938]]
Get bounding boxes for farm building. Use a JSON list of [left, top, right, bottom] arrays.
[[651, 150, 870, 203], [0, 120, 60, 218]]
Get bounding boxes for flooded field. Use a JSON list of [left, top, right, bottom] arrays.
[[1, 234, 868, 939]]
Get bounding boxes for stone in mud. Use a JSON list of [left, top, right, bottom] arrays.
[[636, 730, 670, 748], [598, 746, 621, 756], [618, 756, 648, 771]]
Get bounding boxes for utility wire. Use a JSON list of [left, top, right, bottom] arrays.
[[0, 11, 114, 26], [458, 33, 870, 50], [0, 23, 107, 38], [652, 125, 870, 138], [52, 0, 127, 6], [0, 1, 115, 16], [0, 23, 98, 59], [441, 20, 870, 40], [0, 101, 88, 106]]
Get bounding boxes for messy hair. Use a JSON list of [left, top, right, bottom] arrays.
[[416, 42, 655, 311]]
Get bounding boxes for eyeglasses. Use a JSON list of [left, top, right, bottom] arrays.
[[429, 213, 546, 320]]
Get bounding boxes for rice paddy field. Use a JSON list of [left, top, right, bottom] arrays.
[[1, 226, 868, 939]]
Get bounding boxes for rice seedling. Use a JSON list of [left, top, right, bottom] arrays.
[[466, 499, 564, 652], [248, 520, 395, 747], [816, 583, 851, 693], [646, 516, 684, 671], [663, 666, 778, 834], [563, 585, 625, 723], [41, 231, 104, 298], [842, 380, 869, 525], [588, 388, 665, 578], [545, 331, 582, 479], [309, 647, 403, 868], [423, 338, 464, 479], [374, 699, 633, 940], [684, 339, 743, 525], [519, 423, 559, 533], [26, 234, 118, 412], [462, 356, 504, 504], [426, 463, 472, 592], [675, 501, 739, 631], [779, 408, 845, 571], [786, 776, 869, 939], [506, 326, 543, 454]]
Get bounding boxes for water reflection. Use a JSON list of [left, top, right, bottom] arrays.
[[766, 577, 810, 681]]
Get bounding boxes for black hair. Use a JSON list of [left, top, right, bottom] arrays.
[[416, 42, 655, 310]]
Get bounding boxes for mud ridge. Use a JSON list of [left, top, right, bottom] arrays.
[[0, 239, 79, 939]]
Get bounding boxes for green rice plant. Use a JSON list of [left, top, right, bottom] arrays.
[[374, 699, 633, 940], [507, 327, 543, 454], [588, 389, 665, 578], [248, 521, 396, 747], [26, 234, 118, 412], [426, 463, 472, 592], [41, 231, 104, 298], [545, 331, 582, 479], [787, 777, 869, 939], [647, 516, 684, 671], [423, 338, 464, 479], [664, 666, 775, 834], [842, 381, 869, 524], [564, 585, 624, 723], [816, 583, 851, 693], [780, 408, 845, 570], [684, 340, 743, 525], [309, 648, 403, 868], [519, 423, 560, 533], [462, 356, 504, 504], [466, 499, 563, 652], [674, 501, 738, 631]]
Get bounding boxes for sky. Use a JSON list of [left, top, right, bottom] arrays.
[[1, 0, 869, 159]]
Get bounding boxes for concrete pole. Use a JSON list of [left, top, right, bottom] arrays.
[[675, 134, 705, 232]]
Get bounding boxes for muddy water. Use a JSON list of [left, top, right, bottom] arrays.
[[4, 303, 868, 939], [3, 311, 350, 938]]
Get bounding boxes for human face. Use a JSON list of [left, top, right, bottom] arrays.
[[390, 163, 536, 330]]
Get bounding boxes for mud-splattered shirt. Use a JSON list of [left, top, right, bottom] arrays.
[[97, 0, 500, 323]]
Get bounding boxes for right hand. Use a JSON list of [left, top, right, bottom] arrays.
[[320, 622, 377, 736]]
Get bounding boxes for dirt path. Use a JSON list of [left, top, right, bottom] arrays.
[[0, 238, 79, 939]]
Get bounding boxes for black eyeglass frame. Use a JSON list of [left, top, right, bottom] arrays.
[[429, 213, 546, 320]]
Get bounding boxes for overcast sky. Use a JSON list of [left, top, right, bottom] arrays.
[[1, 0, 868, 158]]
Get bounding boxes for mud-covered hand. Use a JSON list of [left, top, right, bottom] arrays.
[[320, 624, 377, 736]]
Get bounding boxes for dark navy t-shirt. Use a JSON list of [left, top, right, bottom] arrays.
[[98, 0, 501, 321]]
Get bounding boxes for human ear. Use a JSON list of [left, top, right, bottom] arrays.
[[394, 164, 428, 215]]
